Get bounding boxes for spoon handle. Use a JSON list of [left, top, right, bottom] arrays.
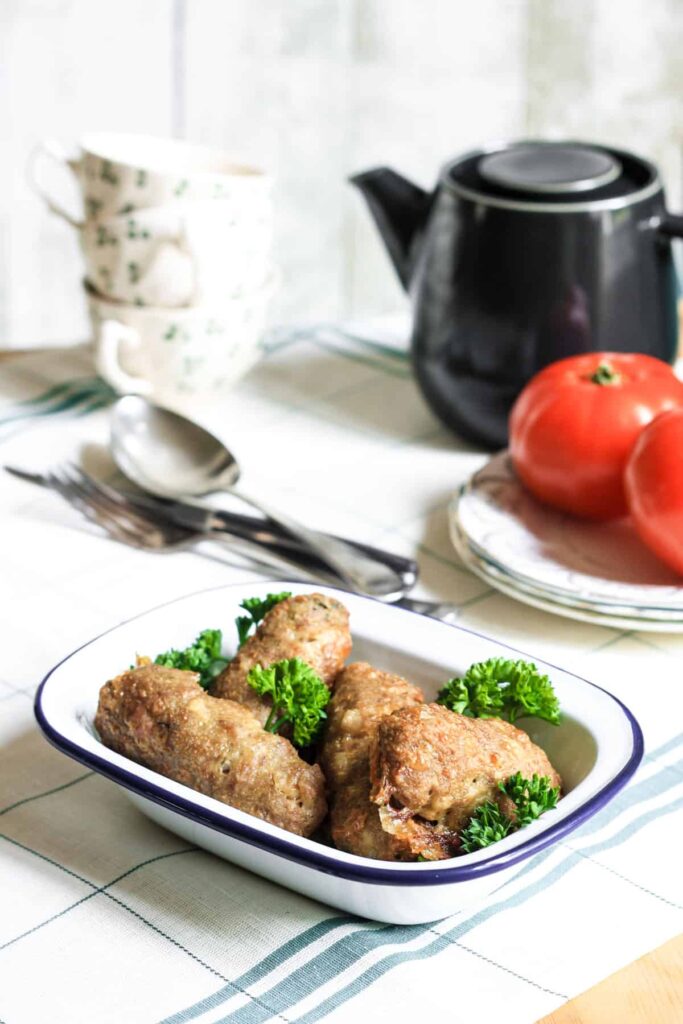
[[203, 528, 340, 585], [229, 486, 406, 598]]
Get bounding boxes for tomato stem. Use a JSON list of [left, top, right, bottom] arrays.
[[589, 362, 622, 386]]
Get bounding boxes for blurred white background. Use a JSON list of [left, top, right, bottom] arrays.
[[1, 0, 682, 348]]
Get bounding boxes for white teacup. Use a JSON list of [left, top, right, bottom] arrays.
[[29, 133, 272, 225], [81, 203, 273, 307], [87, 277, 276, 406]]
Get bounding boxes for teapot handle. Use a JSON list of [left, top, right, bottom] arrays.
[[656, 213, 683, 238]]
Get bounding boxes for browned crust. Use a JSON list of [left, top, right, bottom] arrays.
[[370, 703, 562, 856], [212, 593, 352, 725], [318, 662, 442, 860], [318, 662, 424, 789], [95, 664, 327, 837]]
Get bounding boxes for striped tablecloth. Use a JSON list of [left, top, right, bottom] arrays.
[[1, 326, 681, 1024]]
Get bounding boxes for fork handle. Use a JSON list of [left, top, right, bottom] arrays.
[[203, 528, 340, 585], [208, 509, 417, 584]]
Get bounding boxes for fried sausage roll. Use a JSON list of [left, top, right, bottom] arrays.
[[95, 664, 327, 837], [318, 662, 449, 861], [370, 703, 562, 857], [212, 593, 352, 726]]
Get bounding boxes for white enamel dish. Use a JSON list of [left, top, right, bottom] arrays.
[[35, 582, 643, 925]]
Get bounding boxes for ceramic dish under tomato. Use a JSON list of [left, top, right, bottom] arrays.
[[453, 451, 683, 623], [450, 519, 683, 632], [35, 582, 643, 925]]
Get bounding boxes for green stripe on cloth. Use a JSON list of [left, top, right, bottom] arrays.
[[0, 772, 93, 816], [0, 839, 216, 967], [159, 918, 364, 1024], [0, 375, 101, 409], [0, 845, 196, 954], [0, 377, 115, 430], [290, 794, 683, 1024], [160, 739, 682, 1024], [336, 331, 410, 363], [263, 325, 410, 367], [0, 326, 404, 443], [4, 377, 96, 410], [0, 837, 316, 1022], [311, 338, 411, 379]]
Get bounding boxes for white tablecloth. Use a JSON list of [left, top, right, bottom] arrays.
[[1, 327, 681, 1024]]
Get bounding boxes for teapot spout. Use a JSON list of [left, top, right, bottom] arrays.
[[349, 167, 430, 290]]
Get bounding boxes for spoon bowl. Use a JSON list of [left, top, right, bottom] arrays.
[[112, 395, 240, 497], [110, 395, 408, 598]]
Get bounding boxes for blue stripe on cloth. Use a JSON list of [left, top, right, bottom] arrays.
[[161, 737, 682, 1024], [290, 793, 683, 1024], [645, 731, 683, 762], [159, 918, 364, 1024]]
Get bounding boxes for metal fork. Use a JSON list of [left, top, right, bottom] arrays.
[[40, 464, 339, 581], [15, 463, 459, 621]]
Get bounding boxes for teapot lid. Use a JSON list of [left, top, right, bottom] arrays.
[[447, 141, 661, 210], [479, 143, 621, 194]]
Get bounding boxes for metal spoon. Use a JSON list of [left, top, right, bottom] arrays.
[[110, 395, 406, 598]]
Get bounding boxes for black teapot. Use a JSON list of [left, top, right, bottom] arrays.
[[351, 141, 683, 448]]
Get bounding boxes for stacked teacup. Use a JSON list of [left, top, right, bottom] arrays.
[[30, 133, 275, 407]]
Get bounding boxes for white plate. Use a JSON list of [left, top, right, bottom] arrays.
[[35, 582, 642, 925], [450, 519, 683, 632], [455, 451, 683, 618]]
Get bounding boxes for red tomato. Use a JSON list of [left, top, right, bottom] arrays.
[[624, 408, 683, 575], [509, 352, 683, 520]]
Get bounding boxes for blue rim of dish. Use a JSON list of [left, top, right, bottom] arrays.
[[34, 581, 644, 887]]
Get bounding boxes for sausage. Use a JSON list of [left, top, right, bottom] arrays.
[[318, 662, 448, 861], [318, 662, 423, 789], [212, 593, 352, 725], [370, 703, 562, 857], [95, 664, 327, 837]]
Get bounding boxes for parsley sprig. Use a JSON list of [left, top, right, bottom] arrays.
[[459, 772, 560, 853], [437, 657, 561, 725], [459, 802, 512, 853], [502, 772, 560, 827], [154, 629, 228, 689], [235, 592, 292, 647], [247, 657, 330, 747]]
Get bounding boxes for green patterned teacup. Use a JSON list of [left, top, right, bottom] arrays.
[[80, 203, 272, 307], [87, 274, 276, 407], [29, 133, 272, 224]]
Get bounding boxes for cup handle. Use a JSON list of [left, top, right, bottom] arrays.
[[95, 319, 153, 396], [26, 139, 84, 229]]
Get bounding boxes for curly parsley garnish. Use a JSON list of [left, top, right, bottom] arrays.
[[154, 628, 228, 689], [460, 801, 513, 853], [459, 772, 560, 853], [235, 591, 292, 647], [247, 657, 329, 747], [500, 772, 560, 828], [437, 657, 560, 725]]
